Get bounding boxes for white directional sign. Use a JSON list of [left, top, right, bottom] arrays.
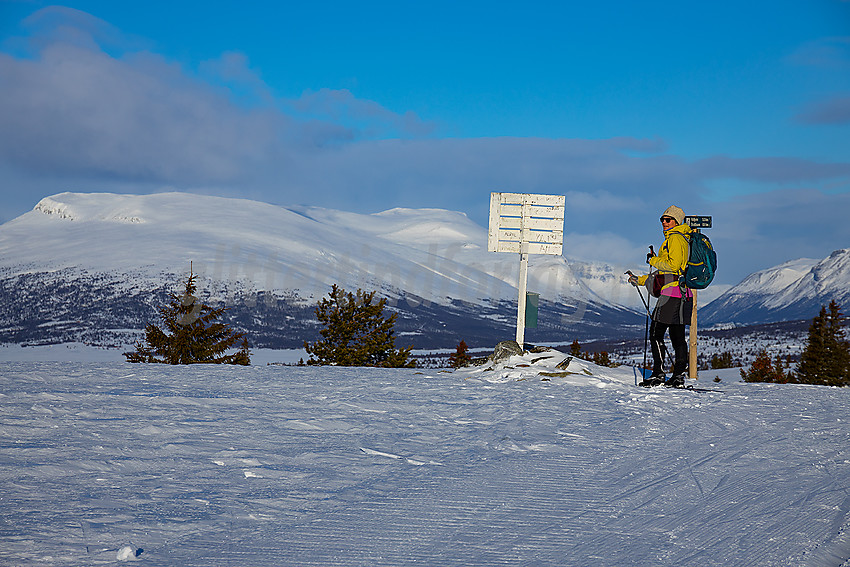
[[488, 192, 566, 347], [488, 192, 565, 255]]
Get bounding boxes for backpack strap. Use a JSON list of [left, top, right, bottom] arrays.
[[673, 232, 691, 276], [674, 232, 696, 298]]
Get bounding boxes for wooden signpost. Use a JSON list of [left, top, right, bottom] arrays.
[[488, 192, 565, 347], [684, 215, 712, 380]]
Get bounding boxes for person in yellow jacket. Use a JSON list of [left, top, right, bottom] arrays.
[[628, 205, 694, 387]]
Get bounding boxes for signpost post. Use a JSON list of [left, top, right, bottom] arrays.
[[488, 192, 565, 347], [684, 215, 712, 380]]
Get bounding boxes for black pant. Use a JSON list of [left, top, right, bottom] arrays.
[[650, 320, 688, 376]]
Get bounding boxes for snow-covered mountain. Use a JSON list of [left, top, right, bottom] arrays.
[[0, 192, 642, 348], [702, 250, 850, 325]]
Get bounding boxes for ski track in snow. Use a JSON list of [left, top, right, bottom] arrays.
[[1, 358, 850, 566]]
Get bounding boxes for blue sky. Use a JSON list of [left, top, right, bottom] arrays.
[[1, 1, 849, 289]]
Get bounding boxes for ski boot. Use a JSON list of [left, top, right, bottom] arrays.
[[664, 374, 687, 388], [639, 372, 666, 387]]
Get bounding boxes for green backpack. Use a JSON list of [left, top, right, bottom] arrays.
[[680, 232, 717, 289]]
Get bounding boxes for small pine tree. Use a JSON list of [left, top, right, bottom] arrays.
[[570, 340, 582, 358], [592, 351, 613, 367], [124, 269, 250, 365], [794, 300, 850, 386], [710, 351, 734, 369], [304, 284, 414, 367], [740, 350, 789, 383], [449, 340, 472, 368]]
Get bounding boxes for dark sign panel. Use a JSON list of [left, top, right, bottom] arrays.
[[685, 215, 712, 229]]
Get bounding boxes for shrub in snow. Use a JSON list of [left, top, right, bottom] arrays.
[[303, 284, 414, 367], [569, 340, 616, 368], [710, 351, 735, 369], [449, 340, 472, 368], [740, 350, 791, 383], [123, 268, 250, 365]]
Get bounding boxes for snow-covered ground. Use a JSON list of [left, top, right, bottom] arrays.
[[2, 350, 849, 566]]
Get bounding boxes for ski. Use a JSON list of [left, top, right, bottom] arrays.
[[666, 384, 723, 393], [638, 383, 723, 393]]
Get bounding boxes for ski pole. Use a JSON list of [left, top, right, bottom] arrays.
[[626, 270, 651, 381], [625, 271, 650, 314], [642, 307, 649, 382]]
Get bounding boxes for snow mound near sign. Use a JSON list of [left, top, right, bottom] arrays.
[[454, 346, 639, 388]]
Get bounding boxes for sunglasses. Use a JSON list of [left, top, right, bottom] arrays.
[[660, 216, 677, 223]]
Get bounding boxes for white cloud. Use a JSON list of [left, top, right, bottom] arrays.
[[0, 7, 434, 185], [562, 232, 649, 267], [795, 94, 850, 125], [787, 36, 850, 70], [0, 41, 282, 182], [564, 190, 644, 213], [289, 88, 436, 139]]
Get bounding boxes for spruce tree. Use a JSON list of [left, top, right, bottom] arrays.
[[570, 340, 582, 358], [304, 284, 414, 367], [449, 340, 472, 368], [740, 350, 789, 383], [592, 351, 614, 367], [124, 270, 250, 365], [795, 300, 850, 386], [710, 351, 734, 369]]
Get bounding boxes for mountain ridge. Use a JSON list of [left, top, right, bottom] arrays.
[[702, 249, 850, 325], [0, 192, 642, 348], [3, 192, 848, 348]]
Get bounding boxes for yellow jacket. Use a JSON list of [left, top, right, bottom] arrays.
[[637, 223, 693, 293]]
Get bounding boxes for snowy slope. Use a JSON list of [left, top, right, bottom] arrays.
[[2, 356, 849, 566], [0, 192, 643, 348], [703, 250, 850, 325]]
